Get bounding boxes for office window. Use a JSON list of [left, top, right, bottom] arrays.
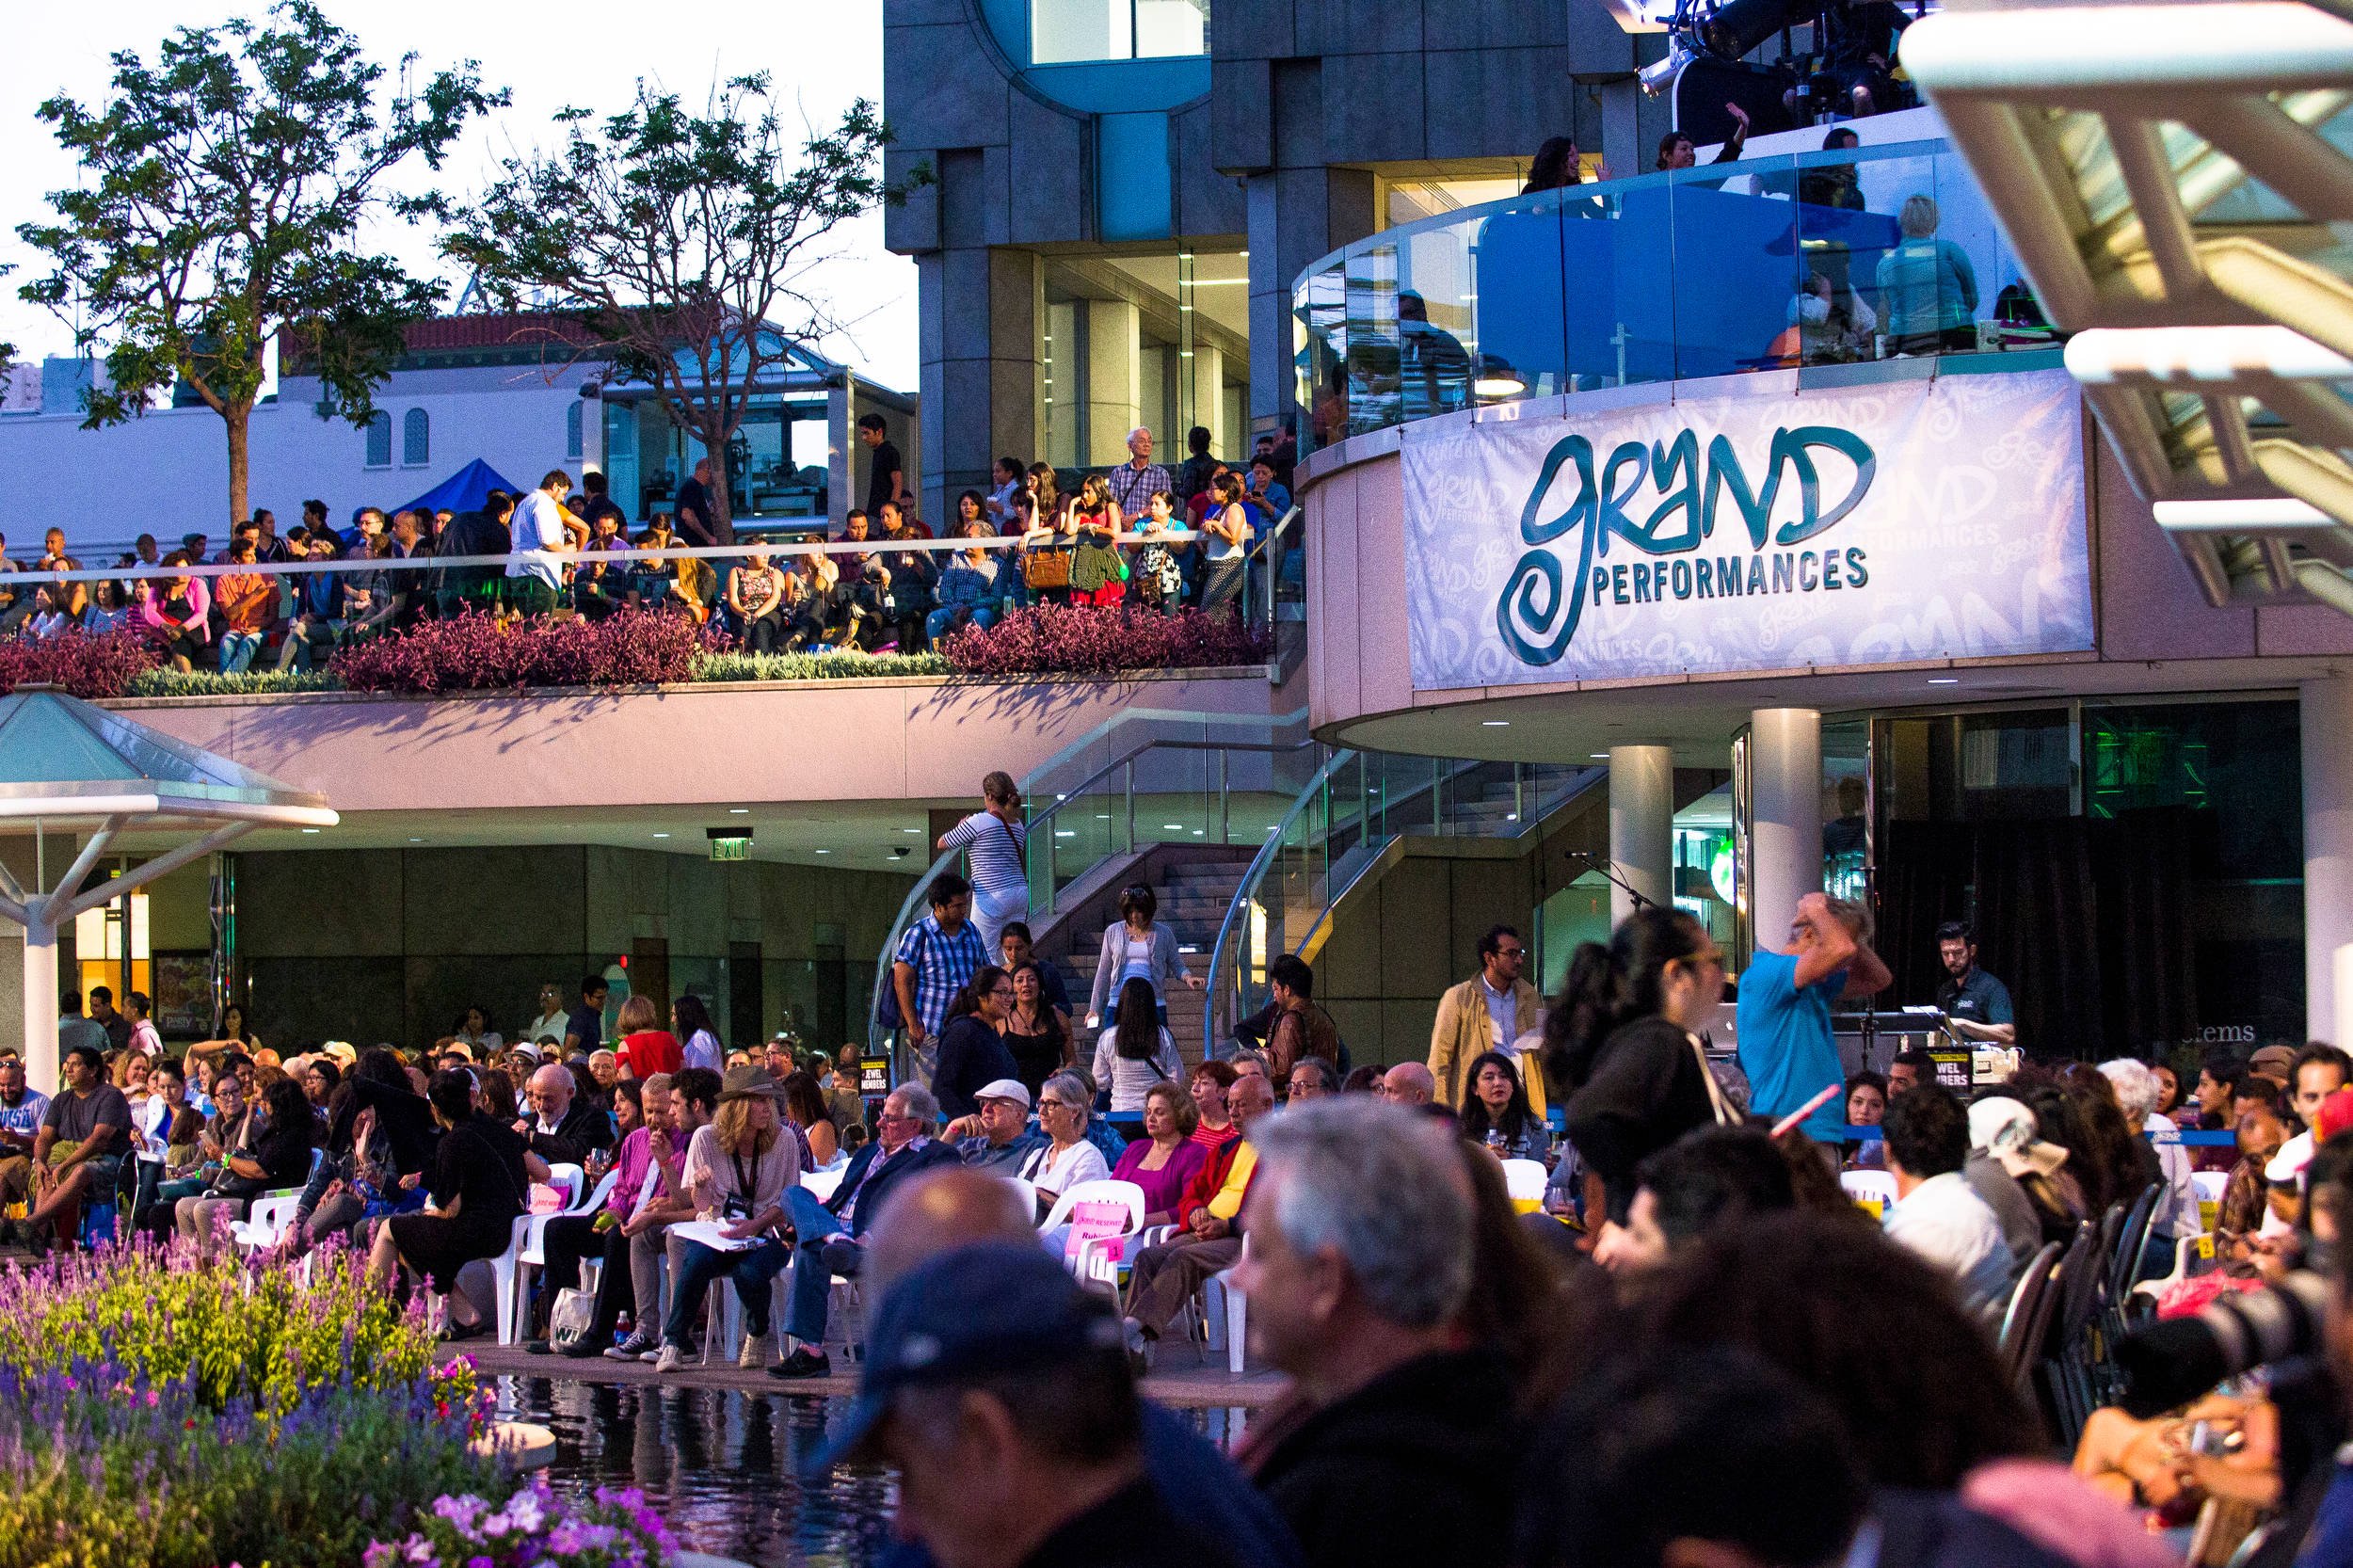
[[1032, 0, 1207, 63], [402, 408, 430, 467], [364, 410, 392, 469], [566, 400, 583, 459]]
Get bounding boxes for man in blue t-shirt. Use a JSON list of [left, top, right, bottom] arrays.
[[1736, 893, 1891, 1142]]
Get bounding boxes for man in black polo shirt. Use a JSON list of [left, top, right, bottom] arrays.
[[1933, 920, 2014, 1047]]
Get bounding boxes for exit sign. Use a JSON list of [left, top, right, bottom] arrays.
[[708, 832, 751, 861]]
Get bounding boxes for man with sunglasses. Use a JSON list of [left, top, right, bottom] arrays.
[[1736, 893, 1891, 1145], [1428, 924, 1543, 1110]]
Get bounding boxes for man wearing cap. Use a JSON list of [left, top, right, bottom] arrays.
[[1962, 1097, 2059, 1267], [812, 1242, 1253, 1568], [955, 1080, 1047, 1172], [1123, 1071, 1277, 1357], [2249, 1043, 2297, 1089], [772, 1083, 963, 1380]]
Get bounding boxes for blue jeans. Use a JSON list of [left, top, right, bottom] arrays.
[[785, 1187, 860, 1344], [662, 1236, 789, 1346], [218, 631, 264, 673], [924, 604, 995, 642]]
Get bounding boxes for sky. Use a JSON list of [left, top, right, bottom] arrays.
[[0, 1, 920, 392]]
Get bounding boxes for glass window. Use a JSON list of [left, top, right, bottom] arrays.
[[402, 408, 429, 468], [1032, 0, 1207, 63], [363, 410, 391, 469]]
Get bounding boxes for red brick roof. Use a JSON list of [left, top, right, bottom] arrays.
[[400, 312, 600, 352]]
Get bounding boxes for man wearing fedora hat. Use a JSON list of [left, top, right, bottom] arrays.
[[652, 1063, 801, 1373]]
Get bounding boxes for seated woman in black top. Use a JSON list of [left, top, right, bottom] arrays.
[[296, 1047, 434, 1254], [175, 1077, 318, 1260], [1548, 905, 1732, 1227], [932, 965, 1020, 1124], [367, 1069, 547, 1339]]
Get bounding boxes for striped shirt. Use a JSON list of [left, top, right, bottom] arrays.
[[938, 810, 1027, 904]]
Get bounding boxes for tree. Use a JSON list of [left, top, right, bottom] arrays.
[[15, 1, 503, 526], [442, 77, 925, 545]]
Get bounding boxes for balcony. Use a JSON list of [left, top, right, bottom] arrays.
[[1291, 136, 2063, 455]]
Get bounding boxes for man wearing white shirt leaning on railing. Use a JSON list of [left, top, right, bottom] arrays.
[[504, 469, 576, 618]]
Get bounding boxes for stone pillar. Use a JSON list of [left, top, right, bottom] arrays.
[[1085, 297, 1141, 468], [1601, 80, 1641, 186], [827, 375, 856, 531], [22, 904, 56, 1094], [1749, 709, 1824, 954], [1193, 341, 1227, 458], [2304, 677, 2353, 1042], [1608, 744, 1675, 926]]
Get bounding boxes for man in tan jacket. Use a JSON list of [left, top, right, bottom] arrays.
[[1428, 924, 1546, 1112]]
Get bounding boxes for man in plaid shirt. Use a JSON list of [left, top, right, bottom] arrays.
[[1104, 426, 1174, 521], [891, 873, 990, 1077]]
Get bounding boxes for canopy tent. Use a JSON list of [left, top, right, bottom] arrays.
[[400, 457, 526, 519], [0, 686, 336, 1090]]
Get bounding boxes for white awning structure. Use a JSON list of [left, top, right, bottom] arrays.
[[1904, 1, 2353, 613], [0, 686, 335, 1089]]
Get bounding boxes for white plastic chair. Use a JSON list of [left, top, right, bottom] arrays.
[[1203, 1238, 1250, 1375], [1840, 1169, 1898, 1216], [800, 1167, 844, 1202], [1041, 1179, 1148, 1293], [506, 1166, 620, 1344], [230, 1192, 301, 1255], [2190, 1169, 2228, 1233]]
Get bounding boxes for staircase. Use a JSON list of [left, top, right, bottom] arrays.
[[1047, 856, 1252, 1071]]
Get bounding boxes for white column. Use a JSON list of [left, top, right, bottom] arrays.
[[1194, 342, 1227, 457], [578, 388, 605, 477], [1609, 744, 1675, 926], [22, 902, 57, 1095], [827, 374, 856, 530], [2303, 677, 2353, 1042], [1085, 298, 1142, 468], [1749, 708, 1824, 952]]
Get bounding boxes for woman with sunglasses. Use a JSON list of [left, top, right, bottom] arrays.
[[1546, 905, 1734, 1228]]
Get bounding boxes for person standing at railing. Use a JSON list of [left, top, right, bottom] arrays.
[[1198, 472, 1253, 616], [1876, 196, 1978, 358], [1105, 424, 1173, 523], [1131, 490, 1186, 615], [936, 771, 1030, 957], [504, 469, 577, 618], [430, 489, 514, 620]]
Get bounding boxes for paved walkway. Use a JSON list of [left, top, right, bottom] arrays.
[[449, 1342, 1289, 1408]]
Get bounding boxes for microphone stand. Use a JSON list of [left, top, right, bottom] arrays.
[[1562, 849, 1658, 911]]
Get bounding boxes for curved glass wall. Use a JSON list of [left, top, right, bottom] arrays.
[[1292, 137, 2060, 455]]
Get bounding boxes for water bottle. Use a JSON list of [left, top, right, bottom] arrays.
[[615, 1311, 632, 1348]]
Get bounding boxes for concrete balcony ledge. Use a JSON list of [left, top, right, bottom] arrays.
[[104, 665, 1286, 814]]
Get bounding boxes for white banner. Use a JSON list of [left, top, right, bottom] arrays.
[[1400, 369, 2092, 690]]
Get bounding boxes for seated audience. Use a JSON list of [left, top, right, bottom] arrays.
[[1110, 1080, 1207, 1227], [1881, 1083, 2014, 1317], [1592, 1123, 1797, 1276]]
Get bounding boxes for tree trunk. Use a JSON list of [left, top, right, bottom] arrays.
[[699, 425, 737, 546], [223, 402, 254, 528]]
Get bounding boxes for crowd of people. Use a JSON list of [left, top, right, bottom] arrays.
[[0, 418, 1297, 669]]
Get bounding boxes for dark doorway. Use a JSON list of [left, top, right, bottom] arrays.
[[730, 940, 764, 1052], [629, 938, 670, 1031]]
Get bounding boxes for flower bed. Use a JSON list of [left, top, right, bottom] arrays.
[[0, 627, 160, 699], [330, 608, 706, 693], [0, 1240, 504, 1568], [936, 603, 1273, 677], [368, 1480, 678, 1568]]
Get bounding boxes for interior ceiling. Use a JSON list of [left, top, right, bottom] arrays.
[[1326, 653, 2332, 766]]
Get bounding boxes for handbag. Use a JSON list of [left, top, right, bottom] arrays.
[[1023, 547, 1071, 590], [548, 1286, 600, 1352]]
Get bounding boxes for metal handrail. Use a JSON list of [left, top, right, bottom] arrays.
[[866, 733, 1316, 1063], [1201, 744, 1354, 1058]]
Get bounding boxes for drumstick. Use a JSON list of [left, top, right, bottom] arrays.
[[1771, 1083, 1841, 1140]]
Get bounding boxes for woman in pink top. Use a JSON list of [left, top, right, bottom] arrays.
[[139, 553, 212, 670], [1110, 1080, 1208, 1227]]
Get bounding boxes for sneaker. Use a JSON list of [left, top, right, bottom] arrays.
[[738, 1330, 772, 1370], [523, 1339, 553, 1356], [766, 1347, 831, 1380], [653, 1342, 687, 1374], [604, 1328, 658, 1362]]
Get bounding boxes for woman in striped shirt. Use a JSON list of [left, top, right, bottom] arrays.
[[936, 771, 1029, 955]]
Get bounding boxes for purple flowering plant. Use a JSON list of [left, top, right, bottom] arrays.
[[937, 604, 1272, 678], [366, 1479, 678, 1568]]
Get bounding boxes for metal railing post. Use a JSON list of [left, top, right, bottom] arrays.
[[1219, 747, 1230, 843], [1125, 759, 1137, 853]]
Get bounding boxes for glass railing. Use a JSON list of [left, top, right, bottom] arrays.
[[866, 710, 1320, 1064], [1203, 751, 1603, 1056], [1291, 136, 2063, 456]]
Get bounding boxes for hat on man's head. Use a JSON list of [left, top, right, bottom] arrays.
[[439, 1041, 475, 1064], [2250, 1045, 2297, 1080], [973, 1079, 1032, 1112], [320, 1041, 357, 1067], [1966, 1096, 2068, 1180], [805, 1242, 1128, 1475], [720, 1064, 786, 1102]]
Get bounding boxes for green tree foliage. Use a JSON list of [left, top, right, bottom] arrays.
[[15, 1, 503, 524], [443, 77, 925, 543]]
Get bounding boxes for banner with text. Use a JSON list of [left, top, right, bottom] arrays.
[[1400, 369, 2092, 690]]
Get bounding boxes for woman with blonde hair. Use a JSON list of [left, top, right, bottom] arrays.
[[654, 1064, 801, 1372]]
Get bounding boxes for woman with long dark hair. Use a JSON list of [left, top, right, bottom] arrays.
[[1457, 1049, 1552, 1162], [1093, 975, 1183, 1113], [368, 1068, 543, 1338], [1086, 882, 1200, 1031], [674, 994, 723, 1073], [1549, 905, 1733, 1225], [933, 965, 1019, 1124], [1001, 960, 1071, 1097]]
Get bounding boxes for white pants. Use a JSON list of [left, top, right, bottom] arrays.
[[972, 885, 1029, 960]]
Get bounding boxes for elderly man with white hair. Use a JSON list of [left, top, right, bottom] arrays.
[[1105, 424, 1173, 520], [514, 1061, 615, 1167], [2098, 1057, 2202, 1273], [1231, 1096, 1518, 1568]]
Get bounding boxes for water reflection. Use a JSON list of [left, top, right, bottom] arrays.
[[495, 1377, 895, 1567]]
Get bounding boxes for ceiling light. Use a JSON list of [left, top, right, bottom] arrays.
[[1055, 830, 1077, 838], [901, 828, 921, 835], [815, 849, 831, 855], [728, 808, 749, 814], [408, 837, 423, 843], [1481, 719, 1510, 728], [301, 827, 320, 834], [653, 832, 670, 839], [1590, 753, 1609, 760], [1928, 677, 1960, 685], [1163, 823, 1185, 830]]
